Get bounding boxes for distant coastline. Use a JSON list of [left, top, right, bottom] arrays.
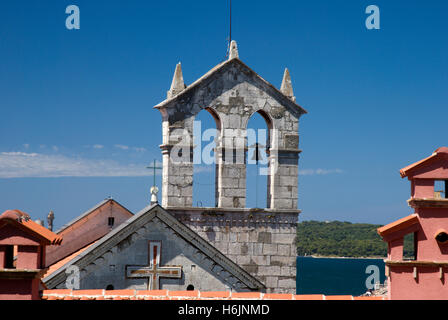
[[296, 221, 412, 258], [300, 255, 386, 260]]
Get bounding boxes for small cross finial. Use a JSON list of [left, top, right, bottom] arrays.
[[146, 160, 162, 204]]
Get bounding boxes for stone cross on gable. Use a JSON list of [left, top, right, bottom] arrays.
[[126, 241, 182, 290]]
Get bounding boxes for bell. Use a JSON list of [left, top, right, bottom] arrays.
[[250, 143, 265, 162]]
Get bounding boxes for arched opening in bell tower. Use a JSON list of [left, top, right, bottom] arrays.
[[246, 110, 272, 209], [193, 108, 221, 207]]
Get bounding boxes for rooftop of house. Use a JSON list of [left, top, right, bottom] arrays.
[[0, 210, 62, 245], [400, 147, 448, 178], [377, 214, 420, 237]]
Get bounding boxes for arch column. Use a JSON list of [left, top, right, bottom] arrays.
[[160, 119, 194, 208], [216, 129, 247, 208], [268, 149, 299, 210]]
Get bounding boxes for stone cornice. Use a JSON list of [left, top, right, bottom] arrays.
[[0, 268, 47, 279], [408, 198, 448, 208], [165, 206, 301, 215], [386, 260, 448, 267]]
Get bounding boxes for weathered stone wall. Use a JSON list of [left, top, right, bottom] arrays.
[[50, 215, 256, 292], [169, 208, 298, 294]]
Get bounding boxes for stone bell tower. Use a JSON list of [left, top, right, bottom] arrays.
[[154, 41, 307, 293]]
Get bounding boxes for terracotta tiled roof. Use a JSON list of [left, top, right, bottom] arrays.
[[377, 214, 420, 237], [400, 147, 448, 178], [42, 241, 98, 279], [41, 289, 387, 300], [0, 210, 62, 245]]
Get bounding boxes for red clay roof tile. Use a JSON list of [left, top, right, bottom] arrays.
[[105, 289, 135, 296], [167, 290, 199, 298], [41, 290, 387, 301], [136, 290, 168, 297], [377, 214, 419, 237], [231, 292, 262, 299], [263, 293, 294, 300], [325, 295, 354, 300], [353, 296, 385, 300], [199, 291, 231, 299], [72, 289, 104, 296], [294, 294, 325, 300]]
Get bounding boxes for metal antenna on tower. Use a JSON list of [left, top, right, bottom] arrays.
[[229, 0, 232, 42], [226, 0, 232, 59]]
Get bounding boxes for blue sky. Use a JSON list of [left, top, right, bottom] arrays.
[[0, 0, 447, 229]]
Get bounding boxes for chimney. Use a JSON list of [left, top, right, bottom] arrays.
[[47, 210, 54, 231]]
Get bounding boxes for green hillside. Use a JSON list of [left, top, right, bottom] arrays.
[[296, 220, 414, 258]]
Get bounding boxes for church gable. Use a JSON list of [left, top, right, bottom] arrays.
[[43, 205, 264, 292], [155, 58, 307, 126]]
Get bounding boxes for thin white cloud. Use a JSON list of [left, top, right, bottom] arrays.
[[0, 152, 161, 178], [114, 145, 147, 152], [2, 152, 39, 157], [92, 144, 104, 149], [299, 168, 344, 176], [114, 144, 129, 150], [0, 150, 341, 179]]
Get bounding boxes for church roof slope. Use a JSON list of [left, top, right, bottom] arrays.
[[42, 204, 265, 291], [43, 241, 98, 279], [154, 57, 308, 117], [54, 198, 133, 234]]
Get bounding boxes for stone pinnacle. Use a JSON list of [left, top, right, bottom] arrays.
[[280, 68, 296, 102], [167, 62, 186, 99]]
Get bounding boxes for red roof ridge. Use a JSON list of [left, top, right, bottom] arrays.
[[0, 210, 62, 245]]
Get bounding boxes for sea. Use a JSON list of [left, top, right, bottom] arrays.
[[296, 256, 386, 296]]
